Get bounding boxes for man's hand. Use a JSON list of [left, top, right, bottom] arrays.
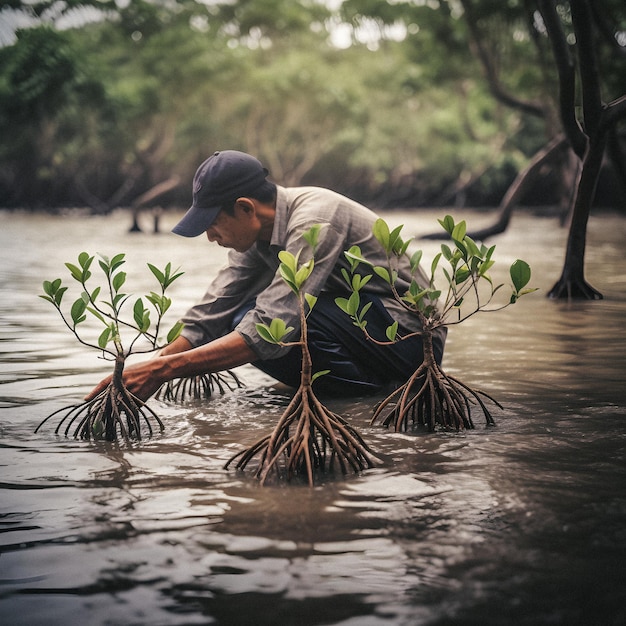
[[84, 332, 256, 403], [84, 336, 193, 402], [84, 359, 165, 403]]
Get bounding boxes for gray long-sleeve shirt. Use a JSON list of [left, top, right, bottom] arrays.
[[180, 185, 434, 360]]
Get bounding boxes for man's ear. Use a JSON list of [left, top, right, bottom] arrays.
[[234, 197, 256, 217]]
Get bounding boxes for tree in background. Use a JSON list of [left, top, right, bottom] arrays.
[[0, 0, 532, 210], [537, 0, 626, 299], [342, 0, 626, 299]]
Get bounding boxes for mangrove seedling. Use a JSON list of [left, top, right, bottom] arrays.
[[225, 225, 380, 486], [337, 216, 537, 432], [156, 369, 244, 403], [36, 252, 185, 441]]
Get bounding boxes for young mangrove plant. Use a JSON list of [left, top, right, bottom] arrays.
[[337, 216, 537, 432], [156, 370, 243, 402], [225, 226, 380, 486], [36, 252, 185, 441]]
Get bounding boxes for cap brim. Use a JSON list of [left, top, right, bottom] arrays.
[[172, 205, 220, 237]]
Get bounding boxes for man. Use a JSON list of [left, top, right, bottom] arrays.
[[87, 150, 445, 402]]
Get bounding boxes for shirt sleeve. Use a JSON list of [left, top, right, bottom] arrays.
[[180, 247, 275, 348]]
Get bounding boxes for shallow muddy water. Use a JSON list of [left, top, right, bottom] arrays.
[[0, 209, 625, 625]]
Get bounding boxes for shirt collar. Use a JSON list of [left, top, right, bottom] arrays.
[[269, 185, 288, 250]]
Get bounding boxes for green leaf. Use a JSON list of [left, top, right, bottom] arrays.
[[354, 274, 372, 290], [304, 293, 318, 312], [389, 224, 404, 254], [86, 306, 106, 324], [431, 252, 442, 277], [359, 301, 372, 321], [410, 249, 423, 271], [110, 253, 125, 272], [160, 295, 172, 315], [335, 296, 350, 315], [112, 293, 127, 308], [520, 287, 539, 296], [311, 369, 331, 383], [54, 286, 67, 305], [454, 238, 468, 260], [451, 220, 467, 242], [112, 271, 126, 292], [133, 298, 146, 328], [166, 321, 185, 343], [341, 267, 352, 287], [439, 215, 455, 234], [256, 318, 295, 343], [295, 259, 314, 287], [347, 291, 360, 316], [146, 292, 162, 310], [65, 262, 83, 282], [386, 320, 399, 341], [90, 286, 101, 302], [464, 235, 480, 258], [147, 263, 165, 284], [256, 323, 277, 344], [372, 218, 390, 250], [70, 298, 87, 325], [344, 246, 372, 270], [302, 224, 323, 249], [42, 280, 54, 296], [271, 318, 294, 340], [455, 267, 471, 284], [398, 238, 411, 256], [510, 259, 532, 292], [98, 326, 112, 349], [478, 259, 495, 276], [78, 252, 91, 268], [278, 249, 298, 272], [373, 266, 391, 284], [279, 262, 297, 280]]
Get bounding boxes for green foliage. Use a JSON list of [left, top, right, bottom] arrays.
[[230, 224, 378, 484], [40, 252, 184, 358], [0, 0, 571, 209], [256, 318, 295, 345], [339, 216, 537, 339], [255, 226, 324, 373]]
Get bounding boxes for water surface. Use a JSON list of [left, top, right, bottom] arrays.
[[1, 209, 625, 625]]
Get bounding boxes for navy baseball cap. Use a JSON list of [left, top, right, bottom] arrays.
[[172, 150, 269, 237]]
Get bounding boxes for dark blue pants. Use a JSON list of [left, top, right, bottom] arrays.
[[233, 294, 445, 397]]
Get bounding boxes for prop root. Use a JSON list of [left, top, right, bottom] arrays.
[[157, 370, 243, 402], [226, 384, 380, 486]]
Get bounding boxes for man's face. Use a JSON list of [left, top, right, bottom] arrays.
[[205, 203, 259, 253]]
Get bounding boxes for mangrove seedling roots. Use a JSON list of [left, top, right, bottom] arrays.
[[156, 370, 244, 402], [35, 380, 164, 441], [225, 385, 381, 486], [372, 360, 501, 432]]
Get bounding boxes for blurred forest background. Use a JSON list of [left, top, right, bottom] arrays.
[[0, 0, 624, 216]]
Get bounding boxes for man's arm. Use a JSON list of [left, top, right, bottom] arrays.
[[158, 334, 193, 356], [85, 331, 257, 402]]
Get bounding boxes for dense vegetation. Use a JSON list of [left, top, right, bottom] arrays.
[[0, 0, 623, 212]]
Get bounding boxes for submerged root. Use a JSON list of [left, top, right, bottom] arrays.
[[372, 362, 501, 432], [156, 371, 244, 402], [225, 385, 381, 486], [35, 382, 164, 442]]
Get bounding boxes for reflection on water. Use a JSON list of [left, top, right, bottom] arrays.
[[1, 210, 625, 625]]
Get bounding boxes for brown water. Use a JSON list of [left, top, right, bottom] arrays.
[[1, 209, 625, 626]]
